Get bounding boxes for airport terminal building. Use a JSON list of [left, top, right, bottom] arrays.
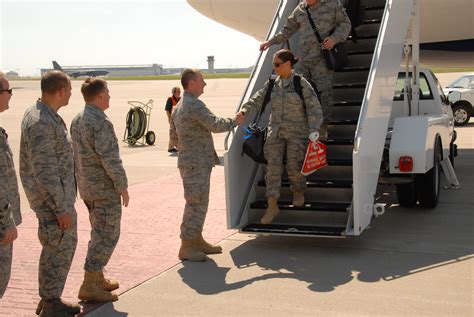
[[41, 57, 252, 77]]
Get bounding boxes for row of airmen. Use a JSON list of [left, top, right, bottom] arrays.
[[0, 1, 351, 315]]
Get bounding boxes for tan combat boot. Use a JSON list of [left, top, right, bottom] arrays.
[[293, 192, 305, 207], [36, 298, 80, 316], [261, 198, 280, 224], [195, 233, 223, 254], [98, 270, 119, 291], [39, 298, 79, 317], [178, 239, 208, 261], [78, 271, 118, 302]]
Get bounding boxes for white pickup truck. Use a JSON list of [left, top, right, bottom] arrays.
[[379, 68, 459, 208]]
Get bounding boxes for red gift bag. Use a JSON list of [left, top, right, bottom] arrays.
[[301, 141, 328, 176]]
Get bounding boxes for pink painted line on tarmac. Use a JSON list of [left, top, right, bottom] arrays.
[[0, 167, 235, 316]]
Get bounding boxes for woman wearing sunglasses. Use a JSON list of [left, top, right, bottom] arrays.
[[239, 49, 323, 224]]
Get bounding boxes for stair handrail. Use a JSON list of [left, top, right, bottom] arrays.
[[224, 0, 286, 150]]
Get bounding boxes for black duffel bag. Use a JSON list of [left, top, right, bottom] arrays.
[[242, 124, 267, 164], [305, 6, 349, 71]]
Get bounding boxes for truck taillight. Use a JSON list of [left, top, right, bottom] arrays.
[[399, 156, 413, 172]]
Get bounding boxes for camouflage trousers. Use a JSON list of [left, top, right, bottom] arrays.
[[264, 132, 308, 199], [0, 241, 13, 298], [83, 197, 122, 272], [296, 56, 334, 124], [179, 165, 212, 240], [36, 209, 77, 299], [168, 119, 178, 150]]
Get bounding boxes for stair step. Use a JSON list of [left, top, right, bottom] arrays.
[[348, 34, 378, 41], [336, 66, 371, 72], [333, 83, 366, 89], [258, 179, 353, 189], [366, 5, 385, 11], [329, 119, 358, 125], [333, 100, 362, 107], [362, 18, 382, 25], [242, 223, 346, 237], [250, 200, 350, 212], [347, 49, 375, 56], [327, 157, 353, 166], [334, 70, 370, 86], [324, 139, 354, 146], [365, 9, 384, 21]]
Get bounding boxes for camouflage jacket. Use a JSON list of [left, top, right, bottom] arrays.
[[172, 91, 236, 169], [269, 0, 351, 60], [0, 127, 21, 234], [71, 104, 128, 201], [20, 100, 76, 216], [240, 71, 323, 139]]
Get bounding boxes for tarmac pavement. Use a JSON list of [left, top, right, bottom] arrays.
[[0, 75, 472, 316]]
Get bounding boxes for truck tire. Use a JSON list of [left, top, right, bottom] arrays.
[[452, 103, 471, 126], [396, 182, 417, 207], [416, 140, 441, 208]]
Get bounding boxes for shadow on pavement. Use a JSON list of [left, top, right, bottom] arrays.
[[178, 259, 294, 294], [79, 302, 128, 317], [179, 149, 474, 294]]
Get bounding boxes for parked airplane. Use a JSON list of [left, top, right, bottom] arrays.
[[52, 61, 109, 78]]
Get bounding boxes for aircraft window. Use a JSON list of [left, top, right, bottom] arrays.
[[393, 73, 433, 101]]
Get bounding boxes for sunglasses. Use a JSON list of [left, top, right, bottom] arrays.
[[273, 61, 287, 68], [0, 88, 13, 94]]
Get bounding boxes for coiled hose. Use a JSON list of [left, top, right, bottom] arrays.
[[126, 107, 147, 143]]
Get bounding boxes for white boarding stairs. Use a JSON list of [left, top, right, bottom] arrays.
[[225, 0, 426, 236]]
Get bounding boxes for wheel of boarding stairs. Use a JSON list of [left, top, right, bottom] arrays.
[[396, 182, 417, 208], [416, 140, 441, 208]]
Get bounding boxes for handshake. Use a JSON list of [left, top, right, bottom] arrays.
[[235, 112, 245, 126]]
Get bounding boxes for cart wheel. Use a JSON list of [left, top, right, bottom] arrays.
[[127, 138, 137, 146], [145, 131, 156, 145]]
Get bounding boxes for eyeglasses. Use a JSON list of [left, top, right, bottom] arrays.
[[273, 61, 287, 68], [0, 88, 12, 95]]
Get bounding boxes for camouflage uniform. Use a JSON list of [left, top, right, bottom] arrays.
[[19, 100, 77, 300], [267, 0, 351, 123], [172, 91, 236, 240], [241, 72, 323, 198], [71, 104, 128, 272], [0, 127, 22, 298]]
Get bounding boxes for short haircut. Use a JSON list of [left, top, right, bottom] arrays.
[[181, 69, 200, 89], [81, 77, 107, 102], [41, 70, 70, 94], [0, 72, 5, 90], [172, 86, 180, 94]]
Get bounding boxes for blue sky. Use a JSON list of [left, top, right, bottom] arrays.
[[0, 0, 260, 76]]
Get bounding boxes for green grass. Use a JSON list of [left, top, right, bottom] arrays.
[[429, 67, 474, 73], [105, 73, 251, 80]]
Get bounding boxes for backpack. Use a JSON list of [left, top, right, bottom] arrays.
[[262, 74, 320, 110], [342, 0, 366, 42]]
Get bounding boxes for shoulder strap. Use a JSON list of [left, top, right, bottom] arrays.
[[304, 5, 324, 44], [293, 75, 306, 110], [254, 77, 276, 124]]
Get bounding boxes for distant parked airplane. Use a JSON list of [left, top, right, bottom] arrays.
[[52, 61, 109, 78]]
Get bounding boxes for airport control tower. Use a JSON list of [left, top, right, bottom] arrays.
[[207, 56, 215, 73]]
